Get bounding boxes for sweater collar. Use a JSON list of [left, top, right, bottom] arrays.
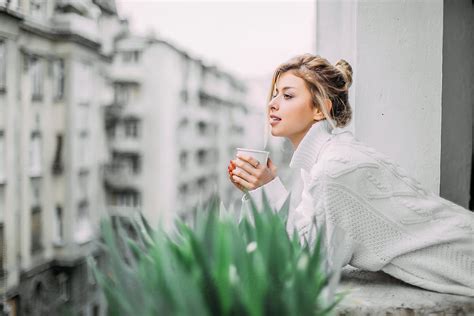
[[289, 119, 336, 172]]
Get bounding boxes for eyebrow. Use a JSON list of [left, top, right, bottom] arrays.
[[275, 86, 296, 92]]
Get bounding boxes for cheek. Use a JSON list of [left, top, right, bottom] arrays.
[[290, 103, 313, 124]]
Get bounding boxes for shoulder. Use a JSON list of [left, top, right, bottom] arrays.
[[309, 132, 428, 197], [309, 133, 381, 181]]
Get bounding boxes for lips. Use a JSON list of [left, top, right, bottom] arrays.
[[269, 114, 281, 121], [269, 114, 281, 126]]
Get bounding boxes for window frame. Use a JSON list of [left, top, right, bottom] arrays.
[[0, 40, 6, 93]]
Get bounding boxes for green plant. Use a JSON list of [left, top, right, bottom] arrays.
[[88, 191, 348, 316]]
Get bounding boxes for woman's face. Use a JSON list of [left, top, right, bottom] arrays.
[[268, 71, 318, 148]]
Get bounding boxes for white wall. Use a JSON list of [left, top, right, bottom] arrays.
[[316, 0, 445, 195]]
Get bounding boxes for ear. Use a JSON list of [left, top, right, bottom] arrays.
[[313, 99, 332, 121]]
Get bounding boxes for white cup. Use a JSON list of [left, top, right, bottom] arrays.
[[235, 148, 269, 168]]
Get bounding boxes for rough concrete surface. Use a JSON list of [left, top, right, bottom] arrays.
[[334, 266, 474, 316]]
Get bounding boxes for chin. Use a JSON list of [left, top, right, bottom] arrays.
[[270, 127, 283, 137]]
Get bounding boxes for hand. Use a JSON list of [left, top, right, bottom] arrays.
[[228, 160, 246, 192], [228, 154, 277, 192]]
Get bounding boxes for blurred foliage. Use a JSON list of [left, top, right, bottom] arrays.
[[88, 191, 348, 316]]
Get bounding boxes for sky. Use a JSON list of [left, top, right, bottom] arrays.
[[115, 0, 316, 80]]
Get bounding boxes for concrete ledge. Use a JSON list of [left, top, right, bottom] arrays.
[[335, 266, 474, 316]]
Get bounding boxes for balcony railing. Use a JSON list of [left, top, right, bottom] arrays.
[[103, 163, 141, 189], [109, 136, 141, 153], [51, 12, 100, 44], [109, 63, 143, 84], [104, 104, 124, 128], [107, 206, 142, 218]]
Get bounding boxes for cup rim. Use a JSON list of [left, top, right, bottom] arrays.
[[236, 148, 270, 154]]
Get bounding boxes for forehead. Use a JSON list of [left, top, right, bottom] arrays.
[[275, 72, 305, 90]]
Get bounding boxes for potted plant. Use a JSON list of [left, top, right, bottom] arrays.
[[88, 191, 348, 316]]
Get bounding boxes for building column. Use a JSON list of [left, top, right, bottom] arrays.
[[316, 0, 473, 208]]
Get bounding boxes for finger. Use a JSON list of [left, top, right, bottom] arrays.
[[267, 157, 273, 167], [234, 158, 261, 177], [236, 154, 261, 169], [231, 166, 258, 185], [232, 174, 254, 190], [232, 159, 256, 176], [228, 172, 245, 190]]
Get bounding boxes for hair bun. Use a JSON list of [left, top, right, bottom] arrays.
[[335, 59, 353, 89]]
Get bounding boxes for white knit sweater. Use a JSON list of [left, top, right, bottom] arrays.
[[240, 119, 474, 297]]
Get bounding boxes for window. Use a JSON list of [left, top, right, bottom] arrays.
[[30, 178, 41, 207], [179, 183, 189, 195], [79, 131, 88, 167], [0, 41, 5, 91], [179, 151, 188, 168], [29, 132, 42, 177], [52, 58, 65, 100], [75, 201, 93, 243], [79, 171, 89, 199], [130, 154, 141, 173], [122, 51, 141, 63], [31, 206, 42, 254], [114, 83, 129, 105], [30, 56, 43, 100], [197, 121, 208, 135], [53, 206, 63, 244], [0, 131, 4, 183], [178, 118, 189, 129], [124, 119, 139, 138], [180, 90, 188, 103], [197, 177, 207, 190], [29, 0, 46, 19], [115, 191, 140, 207], [112, 153, 140, 174], [196, 149, 207, 165], [52, 134, 64, 175], [0, 224, 4, 272], [29, 180, 42, 253]]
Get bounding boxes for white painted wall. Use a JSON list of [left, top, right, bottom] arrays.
[[316, 0, 445, 195]]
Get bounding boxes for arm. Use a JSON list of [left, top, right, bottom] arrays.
[[297, 177, 355, 270], [239, 176, 289, 224]]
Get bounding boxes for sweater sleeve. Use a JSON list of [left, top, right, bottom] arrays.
[[238, 176, 289, 224], [296, 177, 355, 272]]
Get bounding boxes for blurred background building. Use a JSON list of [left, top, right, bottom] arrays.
[[0, 0, 252, 314], [0, 0, 116, 314], [104, 31, 249, 228]]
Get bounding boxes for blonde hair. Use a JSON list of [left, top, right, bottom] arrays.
[[264, 53, 353, 149]]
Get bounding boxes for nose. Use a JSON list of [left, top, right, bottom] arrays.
[[268, 95, 279, 110]]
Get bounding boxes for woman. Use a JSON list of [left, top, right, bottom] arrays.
[[227, 54, 474, 297]]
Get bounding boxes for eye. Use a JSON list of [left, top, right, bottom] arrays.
[[283, 94, 292, 99]]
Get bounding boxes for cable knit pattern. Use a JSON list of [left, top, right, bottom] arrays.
[[240, 119, 474, 296]]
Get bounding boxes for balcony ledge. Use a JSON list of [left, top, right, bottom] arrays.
[[335, 266, 474, 316]]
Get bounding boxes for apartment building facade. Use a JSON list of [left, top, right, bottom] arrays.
[[104, 34, 249, 230], [0, 0, 124, 314], [0, 0, 251, 313]]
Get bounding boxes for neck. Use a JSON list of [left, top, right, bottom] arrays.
[[289, 124, 313, 150]]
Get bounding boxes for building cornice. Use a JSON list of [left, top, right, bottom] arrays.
[[20, 19, 101, 51], [0, 4, 24, 21]]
